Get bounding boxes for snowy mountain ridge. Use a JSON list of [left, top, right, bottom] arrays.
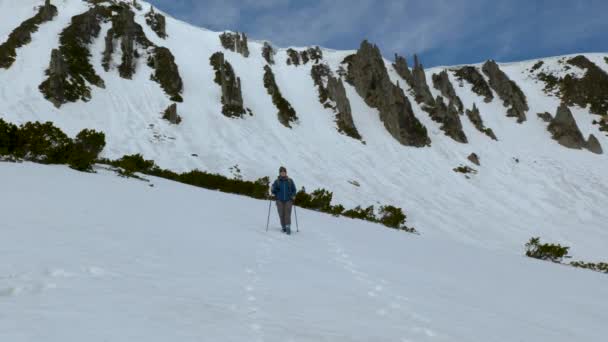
[[0, 0, 607, 260]]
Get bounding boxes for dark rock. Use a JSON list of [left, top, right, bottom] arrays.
[[427, 96, 467, 143], [286, 47, 322, 66], [40, 49, 67, 108], [219, 31, 249, 57], [411, 54, 435, 107], [145, 6, 167, 38], [209, 52, 246, 118], [344, 40, 429, 147], [392, 54, 413, 87], [548, 103, 586, 149], [0, 0, 58, 69], [310, 63, 360, 139], [482, 60, 529, 123], [286, 48, 300, 66], [466, 103, 497, 140], [432, 70, 464, 113], [263, 65, 298, 127], [39, 6, 109, 106], [262, 42, 275, 65], [148, 47, 184, 102], [537, 112, 553, 122], [326, 73, 361, 140], [467, 153, 480, 166], [585, 134, 603, 154], [162, 103, 181, 124], [454, 66, 494, 103]]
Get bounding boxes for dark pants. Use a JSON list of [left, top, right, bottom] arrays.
[[276, 200, 293, 228]]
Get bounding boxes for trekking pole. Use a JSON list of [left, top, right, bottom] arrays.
[[266, 199, 272, 232], [294, 205, 299, 233]]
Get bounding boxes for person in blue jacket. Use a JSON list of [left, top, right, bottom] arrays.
[[271, 166, 297, 234]]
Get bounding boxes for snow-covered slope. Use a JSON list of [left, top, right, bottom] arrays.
[[1, 162, 607, 342], [0, 0, 607, 260]]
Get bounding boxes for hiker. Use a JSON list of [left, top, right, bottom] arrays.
[[271, 166, 297, 234]]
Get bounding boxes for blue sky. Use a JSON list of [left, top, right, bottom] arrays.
[[147, 0, 608, 67]]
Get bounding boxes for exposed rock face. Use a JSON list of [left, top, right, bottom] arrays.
[[145, 6, 167, 38], [263, 65, 298, 127], [148, 47, 183, 102], [39, 6, 108, 107], [110, 5, 153, 79], [482, 60, 528, 123], [162, 103, 181, 124], [210, 52, 245, 118], [287, 47, 323, 66], [262, 42, 275, 65], [327, 75, 361, 140], [432, 70, 464, 113], [411, 55, 435, 107], [468, 153, 480, 166], [537, 112, 553, 122], [454, 66, 494, 103], [536, 55, 608, 117], [0, 0, 58, 68], [427, 96, 467, 143], [586, 134, 603, 154], [466, 103, 497, 140], [548, 103, 586, 149], [310, 64, 361, 140], [219, 32, 249, 57], [392, 54, 413, 87], [40, 49, 68, 108], [344, 41, 429, 147]]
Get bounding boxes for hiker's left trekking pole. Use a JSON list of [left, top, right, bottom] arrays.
[[266, 199, 272, 232]]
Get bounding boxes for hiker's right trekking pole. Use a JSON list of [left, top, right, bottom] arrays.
[[294, 205, 299, 233], [266, 199, 272, 232]]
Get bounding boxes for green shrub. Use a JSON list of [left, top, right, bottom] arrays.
[[14, 121, 72, 163], [343, 205, 377, 221], [525, 237, 570, 263], [68, 129, 105, 171], [0, 118, 19, 155], [294, 188, 333, 211], [570, 261, 608, 274], [111, 154, 155, 176]]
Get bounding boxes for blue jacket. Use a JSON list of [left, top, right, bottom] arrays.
[[272, 176, 296, 202]]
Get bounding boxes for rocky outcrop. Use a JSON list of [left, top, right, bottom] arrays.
[[219, 32, 249, 57], [310, 64, 361, 140], [586, 134, 603, 154], [453, 66, 493, 103], [148, 47, 183, 102], [104, 4, 154, 79], [537, 112, 553, 122], [262, 42, 275, 65], [210, 52, 246, 118], [466, 103, 497, 140], [427, 97, 467, 143], [482, 60, 529, 123], [162, 103, 181, 124], [287, 47, 323, 66], [39, 6, 109, 107], [548, 103, 586, 149], [0, 0, 58, 69], [468, 153, 480, 166], [327, 75, 361, 140], [411, 55, 435, 107], [263, 65, 298, 127], [432, 70, 464, 113], [392, 54, 414, 87], [344, 40, 429, 147], [39, 49, 67, 108], [145, 6, 167, 38]]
